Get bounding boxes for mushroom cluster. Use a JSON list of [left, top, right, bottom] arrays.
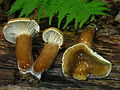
[[3, 20, 64, 79], [3, 18, 112, 80]]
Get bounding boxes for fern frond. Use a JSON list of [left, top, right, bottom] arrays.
[[57, 8, 67, 28], [20, 0, 39, 17], [90, 1, 110, 6], [8, 0, 111, 29], [7, 0, 28, 15], [90, 15, 95, 22], [63, 14, 74, 29], [38, 4, 47, 21], [75, 12, 85, 28], [79, 14, 90, 28], [47, 4, 59, 25]]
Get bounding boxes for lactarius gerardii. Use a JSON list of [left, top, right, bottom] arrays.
[[62, 26, 112, 80], [32, 27, 64, 79], [3, 18, 39, 74]]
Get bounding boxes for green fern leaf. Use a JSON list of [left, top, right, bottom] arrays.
[[38, 4, 47, 21], [90, 1, 110, 6], [48, 4, 59, 25], [8, 0, 111, 29], [63, 9, 76, 29], [20, 0, 39, 17], [75, 15, 84, 28], [63, 14, 74, 29], [7, 0, 28, 15], [79, 14, 90, 28], [90, 15, 95, 22], [57, 7, 68, 28]]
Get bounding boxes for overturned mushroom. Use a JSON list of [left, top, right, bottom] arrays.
[[32, 27, 64, 79], [62, 26, 112, 80], [3, 18, 39, 74]]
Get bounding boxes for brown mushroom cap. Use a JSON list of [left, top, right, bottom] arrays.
[[42, 27, 64, 47], [3, 18, 39, 44], [62, 43, 112, 80]]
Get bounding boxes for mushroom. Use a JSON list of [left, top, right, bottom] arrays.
[[62, 26, 112, 80], [32, 27, 64, 79], [3, 18, 39, 74]]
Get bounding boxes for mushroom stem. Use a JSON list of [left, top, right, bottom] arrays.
[[79, 26, 95, 48], [33, 42, 59, 73], [16, 34, 33, 73]]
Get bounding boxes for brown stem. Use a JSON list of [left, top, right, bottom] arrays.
[[16, 34, 33, 72], [79, 26, 95, 48], [33, 42, 59, 73]]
